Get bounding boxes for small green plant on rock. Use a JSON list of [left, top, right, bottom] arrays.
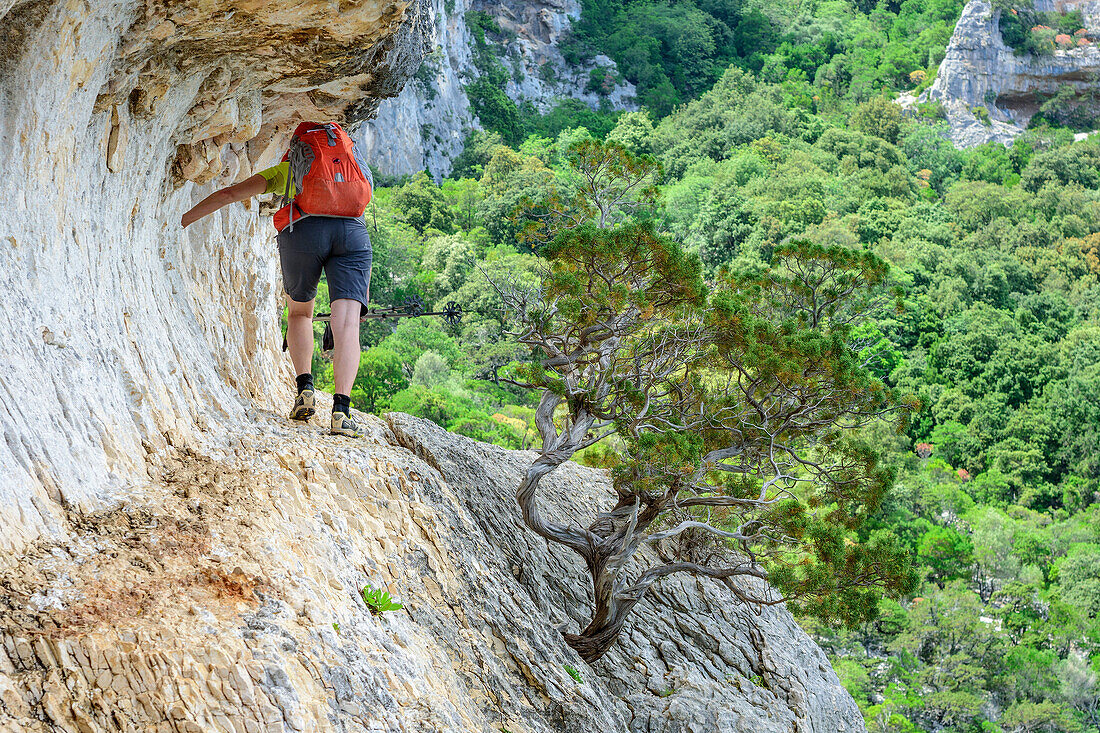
[[917, 100, 946, 119], [564, 664, 583, 684], [361, 584, 403, 615]]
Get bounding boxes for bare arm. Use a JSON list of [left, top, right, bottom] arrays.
[[180, 173, 269, 228]]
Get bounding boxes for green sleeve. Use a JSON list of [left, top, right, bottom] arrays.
[[257, 161, 293, 197]]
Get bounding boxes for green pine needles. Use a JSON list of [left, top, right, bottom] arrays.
[[361, 584, 404, 615], [498, 139, 917, 663]]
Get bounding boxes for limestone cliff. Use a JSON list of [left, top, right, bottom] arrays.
[[357, 0, 637, 179], [0, 2, 862, 731], [356, 0, 477, 179], [1, 413, 865, 732], [930, 0, 1100, 146], [0, 0, 429, 551]]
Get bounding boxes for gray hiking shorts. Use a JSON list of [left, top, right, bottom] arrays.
[[277, 216, 372, 307]]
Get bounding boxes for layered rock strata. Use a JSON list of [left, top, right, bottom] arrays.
[[930, 0, 1100, 146], [0, 1, 862, 730], [0, 412, 864, 732]]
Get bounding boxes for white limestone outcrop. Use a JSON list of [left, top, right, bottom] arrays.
[[358, 0, 478, 178], [930, 0, 1100, 146], [0, 0, 429, 551], [0, 412, 866, 732], [0, 2, 863, 731]]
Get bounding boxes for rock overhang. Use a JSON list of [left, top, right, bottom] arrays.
[[930, 0, 1100, 147], [0, 3, 867, 731], [0, 0, 429, 548]]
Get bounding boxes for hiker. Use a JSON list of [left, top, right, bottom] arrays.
[[180, 121, 374, 437]]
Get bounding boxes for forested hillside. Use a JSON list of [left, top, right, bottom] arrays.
[[305, 2, 1100, 731], [563, 0, 962, 114], [466, 0, 964, 143]]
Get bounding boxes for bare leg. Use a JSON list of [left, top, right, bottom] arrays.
[[330, 298, 362, 396], [286, 296, 315, 378]]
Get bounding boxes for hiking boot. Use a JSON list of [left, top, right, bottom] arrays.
[[289, 389, 316, 421], [331, 411, 362, 438]]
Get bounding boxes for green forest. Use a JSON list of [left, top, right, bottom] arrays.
[[306, 1, 1100, 730]]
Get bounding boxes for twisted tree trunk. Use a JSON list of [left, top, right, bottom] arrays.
[[513, 393, 651, 662], [563, 554, 644, 663], [561, 493, 671, 662]]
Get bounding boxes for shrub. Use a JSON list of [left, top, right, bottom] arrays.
[[564, 665, 583, 684], [1001, 8, 1084, 55], [1020, 144, 1100, 192], [361, 584, 403, 615], [411, 350, 450, 387], [450, 130, 505, 180], [465, 10, 501, 48], [520, 98, 621, 140], [585, 66, 616, 96], [917, 101, 947, 120], [467, 78, 526, 147], [352, 347, 407, 414], [852, 96, 904, 144], [393, 172, 455, 233]]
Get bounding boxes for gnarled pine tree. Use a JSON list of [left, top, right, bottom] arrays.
[[498, 141, 917, 663]]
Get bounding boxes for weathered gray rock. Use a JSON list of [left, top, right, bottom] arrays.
[[358, 0, 478, 178], [0, 1, 861, 731], [488, 0, 636, 115], [387, 413, 865, 733], [357, 0, 637, 178], [931, 0, 1100, 146], [0, 410, 864, 732]]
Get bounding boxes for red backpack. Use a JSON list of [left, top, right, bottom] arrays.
[[273, 121, 373, 232]]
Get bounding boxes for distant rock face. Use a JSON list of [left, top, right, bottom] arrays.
[[0, 1, 860, 730], [357, 0, 477, 179], [357, 0, 637, 178], [930, 0, 1100, 146], [486, 0, 636, 115]]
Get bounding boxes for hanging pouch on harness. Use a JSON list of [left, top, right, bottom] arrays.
[[273, 121, 374, 232]]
